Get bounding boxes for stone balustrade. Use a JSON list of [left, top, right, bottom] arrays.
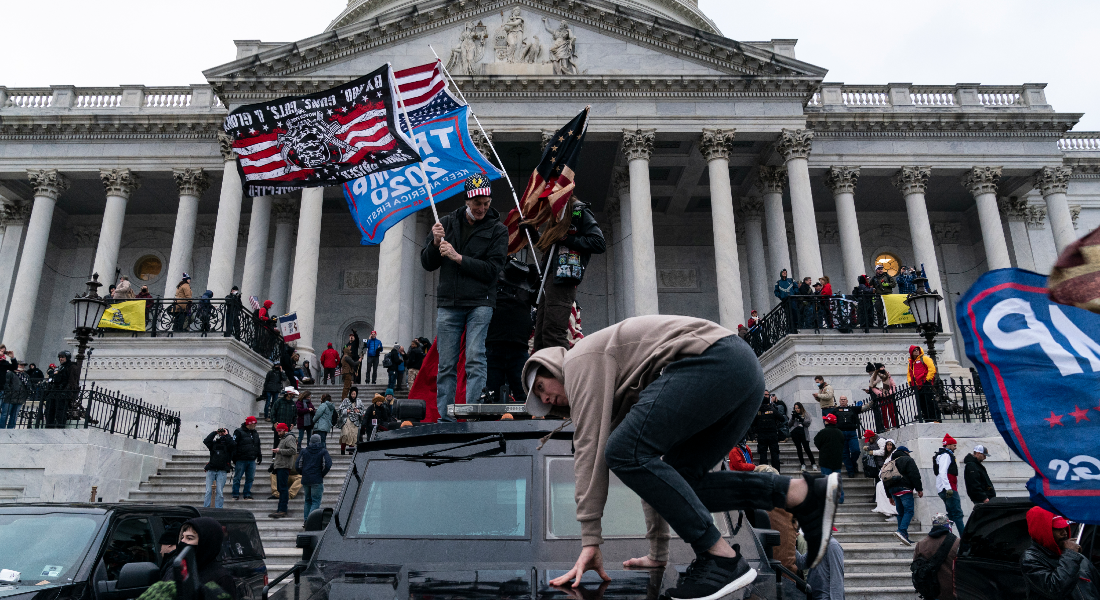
[[0, 85, 224, 111], [1059, 132, 1100, 151], [807, 82, 1050, 110]]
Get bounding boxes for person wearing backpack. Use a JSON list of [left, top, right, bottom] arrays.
[[883, 446, 923, 546], [911, 513, 959, 600], [933, 434, 966, 535], [384, 344, 403, 391], [312, 394, 336, 446]]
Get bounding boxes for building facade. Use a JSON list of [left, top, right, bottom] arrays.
[[0, 0, 1098, 377]]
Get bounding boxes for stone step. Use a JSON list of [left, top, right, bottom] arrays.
[[844, 570, 912, 587], [835, 513, 903, 525], [838, 543, 918, 560], [833, 530, 926, 544], [844, 587, 919, 600], [844, 558, 911, 573]]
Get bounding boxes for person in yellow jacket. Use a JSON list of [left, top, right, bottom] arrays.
[[906, 345, 938, 422]]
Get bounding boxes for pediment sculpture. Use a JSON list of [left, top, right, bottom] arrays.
[[445, 7, 578, 76]]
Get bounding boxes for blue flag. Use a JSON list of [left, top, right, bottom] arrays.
[[342, 105, 502, 245], [956, 268, 1100, 523]]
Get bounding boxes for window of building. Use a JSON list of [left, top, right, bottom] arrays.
[[874, 253, 900, 276], [135, 256, 162, 281]]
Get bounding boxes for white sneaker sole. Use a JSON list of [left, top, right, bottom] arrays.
[[668, 568, 758, 600], [893, 531, 912, 546], [809, 472, 841, 569]]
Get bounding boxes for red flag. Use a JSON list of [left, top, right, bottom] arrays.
[[406, 334, 468, 423]]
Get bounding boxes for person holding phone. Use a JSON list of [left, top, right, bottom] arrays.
[[202, 427, 236, 508]]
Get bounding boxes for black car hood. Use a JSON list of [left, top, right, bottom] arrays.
[[0, 582, 71, 600]]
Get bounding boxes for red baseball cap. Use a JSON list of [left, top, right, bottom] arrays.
[[245, 416, 257, 424], [275, 423, 289, 432], [1052, 515, 1070, 529], [823, 413, 837, 424]]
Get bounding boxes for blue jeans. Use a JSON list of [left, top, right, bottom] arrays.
[[939, 490, 966, 535], [819, 468, 844, 503], [435, 306, 493, 422], [231, 460, 256, 498], [263, 391, 278, 419], [387, 370, 399, 390], [303, 483, 324, 522], [0, 403, 19, 429], [842, 431, 859, 476], [276, 468, 290, 513], [894, 491, 915, 535], [203, 470, 227, 508], [297, 427, 312, 450]]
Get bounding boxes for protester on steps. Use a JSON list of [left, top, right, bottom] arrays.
[[813, 414, 844, 502], [319, 343, 339, 385], [262, 364, 282, 421], [338, 388, 363, 455], [270, 387, 298, 449], [202, 427, 235, 509], [882, 445, 923, 546], [340, 347, 360, 402], [171, 274, 192, 332], [1, 359, 30, 429], [864, 361, 898, 430], [934, 434, 966, 535], [812, 375, 835, 417], [294, 391, 316, 451], [312, 393, 335, 445], [774, 269, 795, 302], [789, 402, 816, 471], [269, 423, 296, 519], [46, 350, 76, 428], [752, 395, 782, 472], [1022, 505, 1100, 600], [861, 429, 887, 480], [908, 345, 938, 422], [727, 440, 754, 472], [405, 339, 425, 389], [911, 513, 959, 600], [963, 444, 996, 505], [296, 433, 332, 524], [364, 331, 382, 384], [795, 529, 844, 600], [178, 517, 239, 600], [832, 396, 863, 477], [872, 439, 898, 519], [231, 416, 261, 500], [385, 344, 403, 391]]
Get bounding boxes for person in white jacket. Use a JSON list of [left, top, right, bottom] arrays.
[[872, 439, 898, 517]]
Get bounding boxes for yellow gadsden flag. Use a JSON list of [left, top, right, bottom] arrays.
[[881, 294, 916, 326], [98, 300, 146, 332]]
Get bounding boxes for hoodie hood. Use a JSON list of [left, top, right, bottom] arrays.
[[522, 347, 567, 418], [909, 345, 924, 359], [263, 300, 273, 308], [182, 517, 225, 568], [308, 433, 323, 449], [1026, 506, 1067, 556]]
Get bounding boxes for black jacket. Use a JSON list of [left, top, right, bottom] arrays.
[[263, 368, 283, 393], [813, 425, 845, 470], [203, 431, 236, 472], [1022, 544, 1100, 600], [751, 403, 782, 441], [50, 361, 76, 390], [0, 356, 15, 391], [529, 201, 606, 284], [963, 453, 996, 503], [885, 449, 924, 493], [788, 412, 811, 441], [295, 437, 332, 486], [385, 348, 403, 373], [421, 205, 508, 308], [406, 346, 425, 370], [270, 395, 298, 429], [486, 280, 534, 348], [833, 405, 862, 431], [232, 425, 262, 463]]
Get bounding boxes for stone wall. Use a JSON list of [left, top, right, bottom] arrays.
[[0, 429, 175, 503]]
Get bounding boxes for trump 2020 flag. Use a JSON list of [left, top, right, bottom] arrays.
[[957, 268, 1100, 523], [224, 64, 421, 197], [278, 313, 301, 342], [98, 301, 146, 332]]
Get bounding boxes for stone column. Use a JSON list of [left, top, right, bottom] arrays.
[[622, 129, 659, 316], [240, 196, 273, 303], [374, 218, 412, 350], [92, 169, 140, 283], [964, 166, 1011, 270], [778, 129, 823, 281], [207, 132, 245, 296], [1034, 166, 1076, 253], [0, 201, 31, 334], [825, 166, 866, 287], [287, 188, 324, 363], [267, 198, 297, 311], [5, 170, 68, 357], [999, 197, 1036, 271], [738, 196, 770, 316], [613, 170, 634, 319], [700, 129, 745, 329], [758, 166, 791, 302], [602, 201, 619, 324], [162, 169, 208, 298], [894, 167, 951, 329]]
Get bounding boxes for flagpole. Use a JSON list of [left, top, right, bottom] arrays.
[[535, 244, 556, 305], [390, 63, 441, 224], [428, 47, 542, 276]]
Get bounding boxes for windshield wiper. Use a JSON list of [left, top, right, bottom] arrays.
[[385, 434, 506, 467]]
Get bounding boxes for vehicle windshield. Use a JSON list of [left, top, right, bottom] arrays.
[[353, 456, 530, 538], [0, 512, 104, 584]]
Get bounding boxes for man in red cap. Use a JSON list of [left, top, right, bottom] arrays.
[[814, 414, 846, 486], [364, 331, 383, 384], [231, 415, 262, 500], [934, 434, 965, 534], [269, 423, 296, 519], [320, 343, 340, 385], [1022, 506, 1100, 599]]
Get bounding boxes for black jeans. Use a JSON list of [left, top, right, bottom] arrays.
[[485, 343, 528, 402], [532, 281, 577, 353], [275, 468, 290, 513], [791, 430, 815, 466], [916, 384, 939, 422], [365, 355, 380, 384], [757, 438, 781, 472], [604, 335, 790, 555]]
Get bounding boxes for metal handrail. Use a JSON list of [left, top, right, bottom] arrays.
[[14, 381, 181, 447]]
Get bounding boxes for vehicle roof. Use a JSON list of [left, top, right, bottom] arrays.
[[360, 419, 573, 450], [0, 504, 257, 522]]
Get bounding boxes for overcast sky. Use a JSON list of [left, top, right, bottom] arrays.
[[2, 0, 1096, 129]]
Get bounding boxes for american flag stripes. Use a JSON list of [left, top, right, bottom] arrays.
[[248, 296, 261, 311], [393, 62, 464, 127]]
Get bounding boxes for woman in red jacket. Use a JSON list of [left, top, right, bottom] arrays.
[[727, 441, 755, 472], [818, 276, 834, 328]]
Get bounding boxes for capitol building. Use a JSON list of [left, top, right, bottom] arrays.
[[0, 0, 1097, 442]]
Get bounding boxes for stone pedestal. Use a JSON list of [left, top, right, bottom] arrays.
[[80, 336, 271, 451]]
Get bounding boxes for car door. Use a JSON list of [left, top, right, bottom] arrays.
[[94, 516, 158, 591]]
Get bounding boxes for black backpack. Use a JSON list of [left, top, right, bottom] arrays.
[[911, 532, 956, 599]]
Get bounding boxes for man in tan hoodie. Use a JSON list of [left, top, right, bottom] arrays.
[[522, 315, 840, 600]]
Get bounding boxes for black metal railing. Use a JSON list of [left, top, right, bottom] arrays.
[[746, 294, 942, 356], [856, 378, 989, 434], [99, 298, 282, 361], [14, 381, 181, 447]]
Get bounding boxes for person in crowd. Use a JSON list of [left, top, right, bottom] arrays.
[[911, 513, 959, 600], [340, 347, 360, 402], [312, 393, 335, 445], [396, 345, 408, 390], [789, 402, 816, 471], [736, 324, 749, 339], [25, 363, 43, 380], [523, 194, 605, 353], [195, 289, 216, 331], [361, 393, 393, 440], [752, 395, 782, 472], [934, 434, 966, 535], [754, 464, 799, 574], [872, 439, 898, 519], [798, 276, 814, 327], [202, 427, 235, 508], [158, 524, 180, 565], [523, 315, 841, 597], [171, 274, 192, 332], [46, 363, 56, 378], [896, 266, 916, 294], [422, 174, 508, 422], [270, 387, 298, 449], [485, 259, 536, 402], [0, 347, 18, 418], [833, 397, 863, 477], [405, 339, 425, 389], [258, 299, 276, 327], [300, 360, 315, 385], [852, 275, 875, 329], [882, 445, 923, 546], [223, 286, 243, 339], [346, 330, 363, 383], [861, 429, 886, 480], [267, 464, 302, 503], [320, 343, 340, 385], [107, 284, 116, 298], [362, 331, 380, 384], [818, 277, 834, 328], [269, 423, 296, 519], [812, 375, 836, 417], [296, 433, 332, 524], [279, 342, 297, 389], [261, 363, 283, 421], [1, 361, 29, 428], [727, 439, 754, 472], [45, 350, 76, 428], [177, 517, 239, 600], [864, 362, 898, 430], [1022, 505, 1100, 599], [230, 416, 261, 500], [796, 530, 844, 600], [385, 343, 403, 391], [907, 344, 939, 422], [135, 284, 153, 302], [338, 387, 363, 455], [113, 275, 135, 299], [294, 391, 316, 451], [746, 310, 759, 329], [774, 269, 796, 302], [813, 413, 845, 483], [870, 264, 895, 295], [963, 444, 996, 505]]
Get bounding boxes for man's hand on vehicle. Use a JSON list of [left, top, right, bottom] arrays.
[[551, 545, 611, 587], [622, 556, 666, 569]]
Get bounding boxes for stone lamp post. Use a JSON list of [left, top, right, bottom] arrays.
[[71, 273, 109, 383], [904, 276, 944, 370]]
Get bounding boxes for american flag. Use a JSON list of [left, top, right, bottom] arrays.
[[248, 295, 261, 311], [568, 302, 584, 348], [393, 61, 464, 128]]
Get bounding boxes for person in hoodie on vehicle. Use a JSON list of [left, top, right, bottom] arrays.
[[296, 433, 332, 524], [907, 344, 938, 422], [963, 444, 997, 505], [522, 315, 841, 600], [1022, 506, 1100, 600], [421, 174, 508, 422], [176, 516, 239, 600], [231, 416, 261, 500]]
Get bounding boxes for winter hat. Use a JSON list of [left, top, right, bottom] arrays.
[[973, 444, 990, 456], [866, 362, 876, 373], [283, 386, 299, 396], [385, 388, 394, 396], [371, 330, 377, 335], [464, 174, 492, 198], [863, 429, 877, 441], [310, 434, 322, 446], [942, 433, 957, 446], [931, 513, 953, 529], [373, 393, 385, 404], [896, 445, 911, 453], [275, 423, 289, 432], [327, 342, 333, 348], [181, 517, 224, 568], [245, 416, 257, 424], [182, 272, 191, 280], [823, 413, 837, 425]]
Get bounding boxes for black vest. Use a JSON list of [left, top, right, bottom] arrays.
[[933, 448, 958, 477]]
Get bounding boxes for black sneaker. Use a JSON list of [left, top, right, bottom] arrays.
[[789, 472, 841, 569], [666, 549, 757, 600]]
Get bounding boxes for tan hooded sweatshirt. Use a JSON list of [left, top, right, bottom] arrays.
[[523, 315, 733, 559]]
